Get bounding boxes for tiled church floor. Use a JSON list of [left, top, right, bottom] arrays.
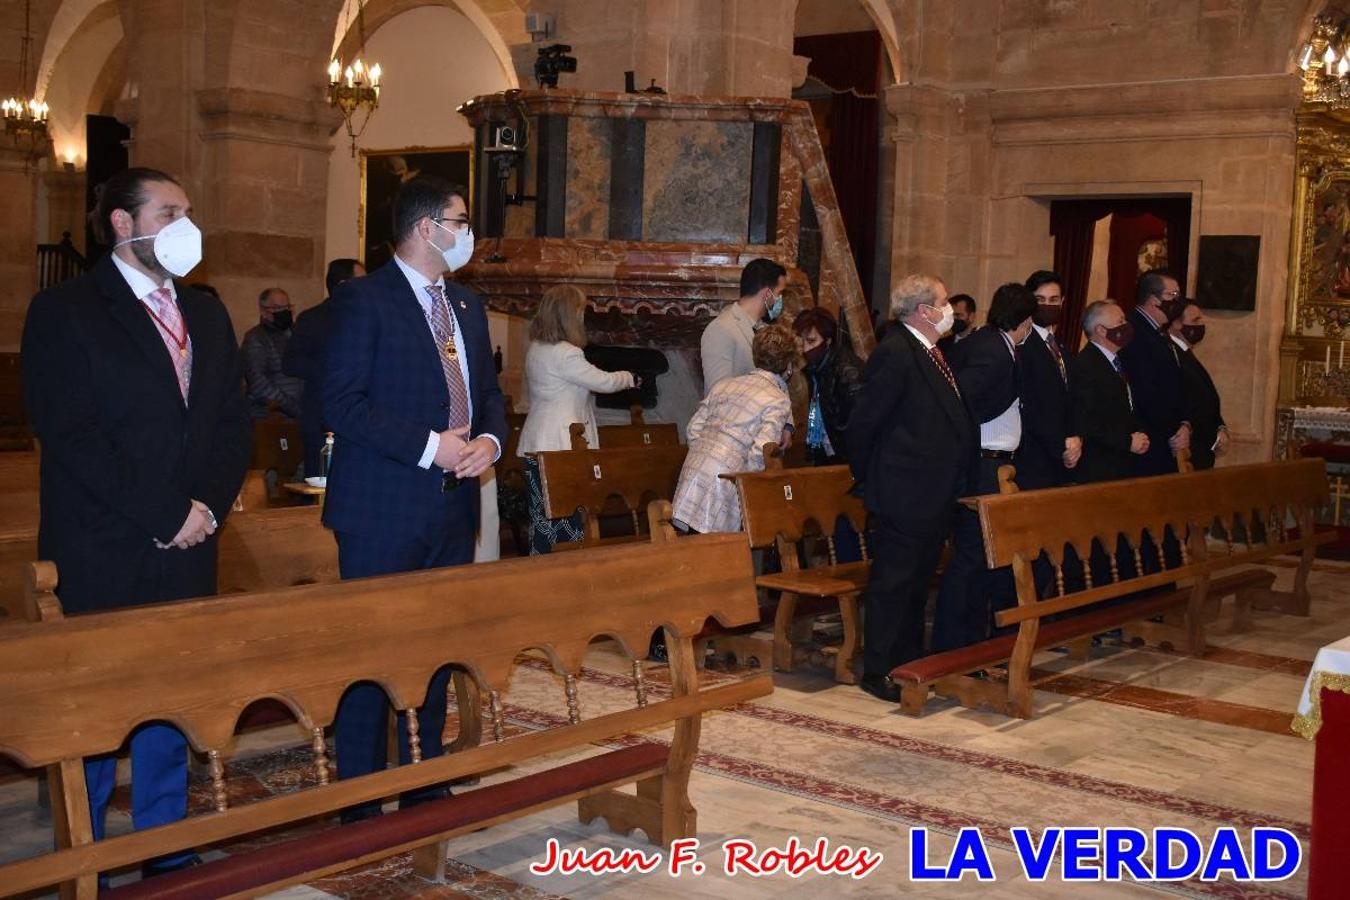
[[2, 560, 1345, 898]]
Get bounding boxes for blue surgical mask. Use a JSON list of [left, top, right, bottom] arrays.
[[765, 292, 784, 322]]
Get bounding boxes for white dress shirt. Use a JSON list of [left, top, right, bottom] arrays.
[[903, 323, 935, 350], [980, 332, 1021, 452], [392, 253, 500, 469], [111, 252, 192, 344]]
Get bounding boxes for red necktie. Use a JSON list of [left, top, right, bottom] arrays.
[[927, 345, 960, 397]]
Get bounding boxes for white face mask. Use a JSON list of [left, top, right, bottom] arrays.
[[429, 220, 474, 273], [116, 215, 203, 278], [928, 302, 955, 336]]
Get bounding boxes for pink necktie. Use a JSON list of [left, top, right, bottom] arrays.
[[424, 285, 471, 429], [145, 287, 191, 402]]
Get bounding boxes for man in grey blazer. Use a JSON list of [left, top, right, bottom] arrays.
[[700, 258, 787, 393]]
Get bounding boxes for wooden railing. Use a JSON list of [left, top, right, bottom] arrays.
[[36, 232, 87, 292]]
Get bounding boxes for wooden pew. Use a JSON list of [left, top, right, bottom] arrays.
[[719, 464, 868, 683], [0, 502, 770, 898], [534, 444, 687, 547], [569, 420, 680, 451], [0, 351, 32, 451], [891, 459, 1333, 719], [216, 506, 338, 594], [251, 413, 305, 484]]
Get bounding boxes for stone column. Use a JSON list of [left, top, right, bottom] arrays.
[[548, 0, 797, 97], [196, 88, 339, 333]]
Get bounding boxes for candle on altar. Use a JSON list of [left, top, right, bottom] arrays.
[[1327, 345, 1332, 374], [1341, 341, 1345, 368]]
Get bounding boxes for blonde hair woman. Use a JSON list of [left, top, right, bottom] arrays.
[[671, 325, 796, 534], [517, 285, 638, 553]]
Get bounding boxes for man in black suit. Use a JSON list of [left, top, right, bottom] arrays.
[[933, 284, 1036, 653], [21, 167, 251, 878], [1169, 302, 1228, 469], [1016, 270, 1081, 490], [1120, 269, 1190, 476], [848, 274, 976, 701], [282, 257, 365, 475], [322, 176, 508, 822], [1071, 301, 1150, 483]]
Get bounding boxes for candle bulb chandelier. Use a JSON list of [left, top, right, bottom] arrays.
[[1299, 14, 1350, 106], [328, 0, 382, 156], [4, 0, 51, 152]]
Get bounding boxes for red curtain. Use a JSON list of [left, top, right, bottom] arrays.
[[1050, 202, 1105, 355], [1049, 197, 1193, 355], [1108, 212, 1166, 314], [794, 31, 883, 308]]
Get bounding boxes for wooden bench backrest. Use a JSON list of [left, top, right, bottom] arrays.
[[979, 459, 1328, 570], [250, 416, 304, 476], [976, 459, 1329, 621], [0, 452, 40, 550], [536, 444, 688, 521], [730, 465, 865, 549], [216, 506, 338, 593], [570, 421, 681, 450], [0, 528, 756, 770]]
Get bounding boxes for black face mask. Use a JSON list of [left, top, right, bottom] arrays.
[[803, 343, 829, 367], [1180, 323, 1205, 346], [269, 310, 293, 331], [1159, 298, 1184, 323], [1033, 304, 1062, 327], [950, 318, 969, 336], [1103, 321, 1135, 350]]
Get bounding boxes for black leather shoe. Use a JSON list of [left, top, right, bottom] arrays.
[[859, 673, 901, 702], [141, 853, 202, 880], [398, 783, 450, 810]]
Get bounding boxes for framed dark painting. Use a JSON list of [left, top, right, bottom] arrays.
[[360, 145, 473, 271], [1195, 235, 1260, 311]]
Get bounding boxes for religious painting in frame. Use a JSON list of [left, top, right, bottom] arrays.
[[359, 145, 473, 271]]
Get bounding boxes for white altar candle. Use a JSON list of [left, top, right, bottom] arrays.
[[1328, 345, 1333, 374]]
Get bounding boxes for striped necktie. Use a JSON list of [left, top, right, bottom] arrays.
[[424, 284, 471, 429]]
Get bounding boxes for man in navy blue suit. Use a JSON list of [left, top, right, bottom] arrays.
[[322, 175, 507, 822]]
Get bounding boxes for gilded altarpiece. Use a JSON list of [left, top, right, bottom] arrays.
[[1277, 113, 1350, 527]]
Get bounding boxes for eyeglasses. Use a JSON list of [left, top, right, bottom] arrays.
[[432, 216, 471, 229]]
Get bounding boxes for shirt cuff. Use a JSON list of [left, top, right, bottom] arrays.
[[419, 430, 439, 469], [479, 433, 502, 464]]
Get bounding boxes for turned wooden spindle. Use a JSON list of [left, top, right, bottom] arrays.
[[825, 535, 838, 566], [1053, 562, 1066, 597], [564, 674, 581, 725], [858, 531, 870, 562], [406, 709, 422, 763], [311, 728, 330, 786], [632, 658, 649, 708], [207, 749, 228, 813], [489, 690, 505, 743], [1131, 539, 1144, 576]]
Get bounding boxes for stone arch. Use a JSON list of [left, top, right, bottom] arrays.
[[856, 0, 903, 84], [329, 0, 527, 88], [34, 0, 125, 164]]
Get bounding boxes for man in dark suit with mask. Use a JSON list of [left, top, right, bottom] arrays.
[[1017, 270, 1081, 489], [322, 175, 507, 821], [1071, 301, 1150, 484], [1169, 302, 1228, 469], [1120, 269, 1190, 476], [848, 274, 976, 701], [22, 166, 251, 878]]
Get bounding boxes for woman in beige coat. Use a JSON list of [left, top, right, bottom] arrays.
[[518, 285, 638, 553]]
